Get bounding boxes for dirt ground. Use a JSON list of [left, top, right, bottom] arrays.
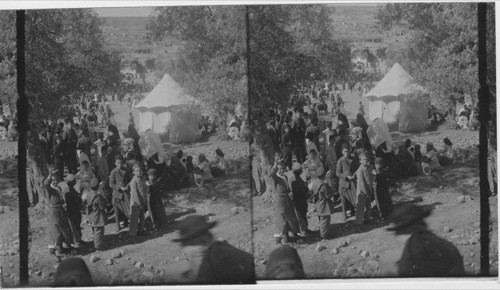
[[252, 87, 498, 279], [0, 101, 251, 287]]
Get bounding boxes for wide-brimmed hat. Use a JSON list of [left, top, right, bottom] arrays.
[[172, 215, 217, 242], [386, 204, 431, 231]]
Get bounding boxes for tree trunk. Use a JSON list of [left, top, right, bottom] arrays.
[[251, 117, 275, 201], [26, 129, 48, 207]]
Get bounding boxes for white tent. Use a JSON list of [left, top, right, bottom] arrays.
[[135, 73, 200, 143], [366, 63, 428, 132]]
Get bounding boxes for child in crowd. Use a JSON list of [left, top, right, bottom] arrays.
[[86, 178, 107, 250], [351, 152, 373, 225]]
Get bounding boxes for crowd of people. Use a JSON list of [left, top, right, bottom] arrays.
[[37, 96, 235, 258], [0, 110, 17, 141], [252, 83, 462, 246]]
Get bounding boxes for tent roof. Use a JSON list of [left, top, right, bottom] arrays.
[[366, 63, 426, 102], [135, 73, 195, 110]]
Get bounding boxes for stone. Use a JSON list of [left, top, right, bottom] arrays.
[[338, 240, 348, 248], [141, 271, 155, 279], [261, 259, 267, 265], [9, 263, 14, 268], [443, 227, 452, 233], [330, 247, 340, 254], [105, 259, 114, 265], [111, 251, 123, 259], [315, 244, 326, 252], [135, 262, 145, 269], [89, 255, 100, 263], [470, 252, 475, 257], [468, 238, 476, 245], [360, 251, 370, 258], [439, 186, 444, 190], [126, 257, 131, 260], [473, 222, 480, 228], [174, 256, 180, 262], [230, 207, 239, 215], [0, 250, 7, 256], [148, 265, 155, 270], [238, 206, 246, 212], [457, 196, 466, 203], [358, 250, 363, 254], [450, 235, 459, 240], [35, 270, 43, 276], [346, 238, 352, 245]]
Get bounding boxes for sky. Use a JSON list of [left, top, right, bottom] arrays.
[[94, 7, 153, 17]]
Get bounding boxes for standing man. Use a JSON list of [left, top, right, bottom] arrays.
[[290, 107, 307, 164], [62, 121, 79, 174], [165, 215, 254, 284], [109, 155, 131, 233], [128, 164, 147, 236], [382, 204, 465, 277], [64, 174, 87, 248], [43, 168, 74, 255]]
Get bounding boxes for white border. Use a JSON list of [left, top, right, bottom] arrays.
[[0, 0, 498, 289]]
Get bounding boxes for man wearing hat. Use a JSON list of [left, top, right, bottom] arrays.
[[165, 215, 254, 284], [86, 178, 108, 250], [44, 167, 74, 255], [383, 204, 465, 277], [64, 174, 87, 248]]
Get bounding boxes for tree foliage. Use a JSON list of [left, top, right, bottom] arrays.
[[0, 11, 17, 114], [22, 9, 121, 124], [376, 3, 479, 112], [149, 6, 247, 119]]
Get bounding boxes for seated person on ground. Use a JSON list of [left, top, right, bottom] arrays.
[[438, 137, 456, 166], [210, 149, 230, 178]]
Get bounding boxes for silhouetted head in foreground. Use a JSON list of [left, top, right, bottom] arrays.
[[53, 257, 93, 287]]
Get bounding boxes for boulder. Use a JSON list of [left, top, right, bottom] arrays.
[[330, 247, 340, 254], [111, 251, 123, 259], [134, 262, 145, 269], [443, 227, 452, 233], [457, 196, 466, 203], [230, 207, 239, 215], [315, 244, 326, 252], [105, 259, 114, 265], [89, 255, 100, 263], [360, 251, 370, 258]]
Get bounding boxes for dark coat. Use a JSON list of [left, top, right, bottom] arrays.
[[398, 230, 465, 277], [86, 190, 107, 227], [109, 167, 131, 199], [311, 179, 334, 216]]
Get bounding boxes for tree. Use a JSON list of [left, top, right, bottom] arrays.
[[0, 9, 122, 205], [376, 3, 479, 116], [0, 11, 17, 115], [148, 6, 247, 128]]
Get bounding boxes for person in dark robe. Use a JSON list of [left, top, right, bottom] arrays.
[[145, 168, 169, 231], [107, 121, 120, 142], [40, 130, 52, 166], [336, 109, 349, 132], [290, 107, 307, 164], [167, 150, 189, 188], [395, 143, 418, 178], [280, 125, 293, 170], [385, 204, 465, 277], [267, 120, 281, 155], [372, 157, 394, 219], [62, 122, 79, 174], [290, 163, 311, 235]]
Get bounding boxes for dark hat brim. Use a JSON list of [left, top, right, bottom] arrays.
[[386, 209, 431, 231], [171, 221, 217, 242]]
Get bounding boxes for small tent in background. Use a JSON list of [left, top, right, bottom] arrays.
[[135, 73, 200, 143], [366, 63, 429, 132]]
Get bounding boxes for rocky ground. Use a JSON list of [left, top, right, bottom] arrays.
[[0, 101, 252, 287]]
